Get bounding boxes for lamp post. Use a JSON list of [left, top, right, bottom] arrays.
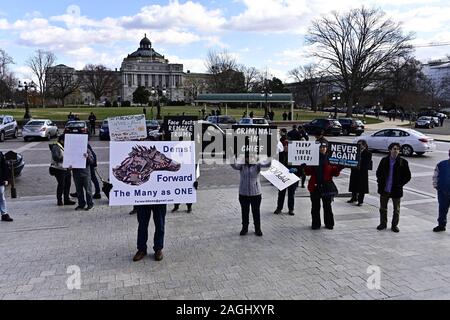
[[377, 101, 381, 119], [332, 93, 341, 119], [151, 86, 167, 120], [17, 80, 36, 121], [261, 82, 272, 119]]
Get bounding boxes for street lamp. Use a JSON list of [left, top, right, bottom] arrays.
[[151, 85, 167, 120], [332, 93, 341, 119], [17, 80, 36, 120], [260, 82, 272, 119]]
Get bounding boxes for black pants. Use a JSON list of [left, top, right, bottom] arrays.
[[351, 192, 365, 204], [90, 122, 96, 134], [54, 169, 71, 202], [239, 195, 262, 231], [136, 205, 166, 252], [310, 190, 334, 228], [277, 182, 298, 211]]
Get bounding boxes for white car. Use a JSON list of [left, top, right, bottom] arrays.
[[238, 117, 269, 125], [355, 128, 436, 156], [22, 119, 59, 141]]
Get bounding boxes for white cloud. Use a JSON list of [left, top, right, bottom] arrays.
[[118, 0, 226, 33]]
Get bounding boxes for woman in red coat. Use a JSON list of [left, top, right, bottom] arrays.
[[305, 142, 343, 230]]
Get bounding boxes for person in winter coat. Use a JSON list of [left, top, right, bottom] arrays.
[[376, 142, 411, 232], [0, 151, 12, 222], [348, 140, 372, 206], [231, 154, 271, 236], [305, 142, 343, 230], [432, 150, 450, 232], [49, 134, 76, 207]]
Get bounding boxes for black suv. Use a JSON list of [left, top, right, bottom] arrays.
[[337, 118, 364, 136], [303, 118, 342, 136]]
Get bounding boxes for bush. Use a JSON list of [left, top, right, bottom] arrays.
[[105, 100, 112, 108], [169, 100, 186, 106], [122, 101, 131, 107], [112, 100, 118, 107]]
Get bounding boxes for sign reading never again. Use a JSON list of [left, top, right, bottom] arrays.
[[328, 142, 361, 168]]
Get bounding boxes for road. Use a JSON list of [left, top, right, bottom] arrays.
[[0, 132, 448, 218]]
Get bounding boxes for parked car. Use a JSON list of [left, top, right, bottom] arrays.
[[337, 118, 364, 136], [64, 121, 90, 135], [146, 120, 162, 140], [355, 128, 436, 156], [22, 119, 59, 141], [206, 115, 237, 129], [238, 117, 269, 126], [415, 116, 435, 129], [99, 120, 109, 140], [303, 118, 342, 136], [0, 115, 18, 142]]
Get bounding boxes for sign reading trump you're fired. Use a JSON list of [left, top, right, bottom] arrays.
[[288, 141, 320, 166], [109, 141, 196, 206]]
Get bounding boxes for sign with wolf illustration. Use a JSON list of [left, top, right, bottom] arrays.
[[109, 141, 196, 206]]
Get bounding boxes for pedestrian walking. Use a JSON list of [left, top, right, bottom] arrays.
[[432, 150, 450, 232], [347, 140, 372, 206], [249, 111, 254, 118], [231, 155, 271, 236], [49, 135, 76, 207], [0, 151, 12, 222], [440, 116, 445, 127], [88, 112, 97, 135], [132, 204, 167, 262], [305, 142, 343, 230], [72, 146, 95, 211], [376, 142, 411, 232], [282, 111, 287, 121]]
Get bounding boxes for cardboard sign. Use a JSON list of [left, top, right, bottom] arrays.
[[288, 141, 320, 166], [231, 125, 278, 161], [261, 159, 300, 191], [109, 141, 197, 206], [62, 134, 88, 169], [328, 142, 361, 168], [108, 114, 147, 141], [163, 116, 198, 141]]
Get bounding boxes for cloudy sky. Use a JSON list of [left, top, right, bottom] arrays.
[[1, 0, 450, 82]]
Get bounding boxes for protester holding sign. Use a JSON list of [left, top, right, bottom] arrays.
[[231, 155, 271, 236], [72, 146, 95, 211], [348, 140, 372, 206], [305, 142, 343, 230]]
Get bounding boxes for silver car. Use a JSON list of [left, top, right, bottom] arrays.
[[22, 119, 59, 141]]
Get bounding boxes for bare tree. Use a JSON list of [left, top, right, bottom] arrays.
[[289, 64, 325, 111], [80, 64, 121, 106], [306, 7, 414, 116], [183, 76, 209, 103], [26, 50, 56, 108], [46, 65, 81, 107], [238, 65, 260, 92], [0, 49, 16, 105], [204, 50, 244, 93], [0, 49, 14, 80]]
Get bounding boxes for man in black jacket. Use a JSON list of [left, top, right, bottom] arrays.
[[0, 152, 12, 222], [376, 142, 411, 232]]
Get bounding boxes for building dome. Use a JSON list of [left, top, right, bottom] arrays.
[[140, 34, 151, 49]]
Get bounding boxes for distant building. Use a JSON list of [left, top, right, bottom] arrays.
[[422, 59, 450, 87]]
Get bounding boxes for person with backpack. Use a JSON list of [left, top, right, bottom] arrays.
[[49, 134, 76, 207]]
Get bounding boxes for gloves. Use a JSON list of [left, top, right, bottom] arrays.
[[289, 168, 298, 173], [193, 181, 198, 190]]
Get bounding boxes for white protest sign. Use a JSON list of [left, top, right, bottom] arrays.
[[288, 141, 320, 166], [62, 134, 88, 169], [108, 114, 147, 141], [109, 141, 196, 206], [261, 159, 300, 191]]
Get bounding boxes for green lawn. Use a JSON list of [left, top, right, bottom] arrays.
[[1, 105, 383, 124]]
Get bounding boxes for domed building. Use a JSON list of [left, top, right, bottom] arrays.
[[120, 34, 185, 102]]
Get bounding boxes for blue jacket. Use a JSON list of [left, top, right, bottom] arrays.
[[433, 160, 450, 193]]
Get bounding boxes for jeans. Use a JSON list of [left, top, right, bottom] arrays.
[[0, 185, 7, 214], [379, 192, 401, 227], [73, 168, 93, 207], [136, 205, 167, 252], [276, 182, 298, 211], [238, 194, 262, 230], [310, 190, 334, 228], [90, 165, 100, 195], [438, 190, 450, 227], [54, 169, 71, 202]]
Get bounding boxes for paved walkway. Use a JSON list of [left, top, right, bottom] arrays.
[[1, 174, 450, 300]]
